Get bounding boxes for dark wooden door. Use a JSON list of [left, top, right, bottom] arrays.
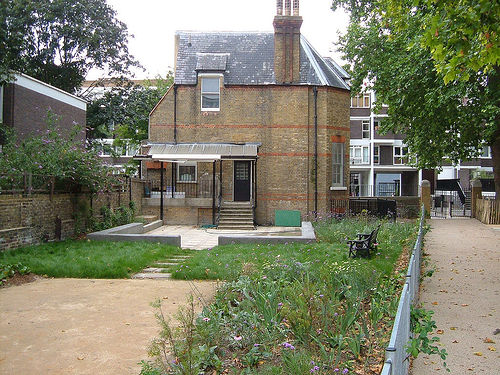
[[234, 161, 251, 201]]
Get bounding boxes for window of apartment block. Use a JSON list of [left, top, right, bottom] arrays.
[[480, 146, 491, 158], [350, 93, 370, 108], [373, 145, 380, 164], [350, 145, 369, 165], [201, 77, 220, 111], [332, 143, 344, 186], [393, 146, 409, 165], [362, 120, 370, 139], [178, 162, 197, 182]]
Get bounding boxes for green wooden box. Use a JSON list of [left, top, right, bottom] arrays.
[[275, 210, 301, 227]]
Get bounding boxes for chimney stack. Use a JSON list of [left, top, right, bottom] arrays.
[[274, 0, 302, 84]]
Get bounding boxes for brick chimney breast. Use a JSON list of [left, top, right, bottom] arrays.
[[274, 0, 302, 84]]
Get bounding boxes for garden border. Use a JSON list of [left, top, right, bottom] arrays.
[[380, 205, 425, 375]]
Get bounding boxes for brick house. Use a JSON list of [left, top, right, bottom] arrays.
[[136, 0, 351, 227], [1, 72, 87, 145]]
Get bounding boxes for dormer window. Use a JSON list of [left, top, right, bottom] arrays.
[[201, 76, 220, 111]]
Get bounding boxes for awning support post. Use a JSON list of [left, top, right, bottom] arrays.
[[160, 162, 164, 222], [212, 161, 216, 225], [171, 162, 175, 198]]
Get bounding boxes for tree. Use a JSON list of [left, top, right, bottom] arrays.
[[85, 74, 173, 160], [0, 112, 112, 193], [0, 0, 140, 93], [332, 0, 500, 195]]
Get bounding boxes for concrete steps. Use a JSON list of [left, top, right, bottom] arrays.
[[218, 201, 255, 230], [131, 254, 192, 279]]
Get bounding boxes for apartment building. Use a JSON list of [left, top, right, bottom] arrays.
[[349, 91, 494, 197]]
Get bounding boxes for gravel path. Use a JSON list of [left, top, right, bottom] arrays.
[[0, 278, 216, 375], [411, 219, 500, 374]]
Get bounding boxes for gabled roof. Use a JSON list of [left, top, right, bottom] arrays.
[[174, 31, 350, 90]]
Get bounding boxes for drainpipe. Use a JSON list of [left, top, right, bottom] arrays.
[[173, 84, 178, 144], [313, 86, 318, 216]]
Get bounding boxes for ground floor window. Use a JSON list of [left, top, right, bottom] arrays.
[[332, 143, 344, 186], [178, 162, 197, 182]]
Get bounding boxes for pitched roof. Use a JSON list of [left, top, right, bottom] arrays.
[[174, 31, 350, 90]]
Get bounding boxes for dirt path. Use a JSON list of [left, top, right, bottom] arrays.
[[0, 278, 216, 375], [411, 219, 500, 374]]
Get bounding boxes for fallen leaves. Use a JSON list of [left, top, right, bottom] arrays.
[[484, 338, 495, 344], [473, 352, 483, 356]]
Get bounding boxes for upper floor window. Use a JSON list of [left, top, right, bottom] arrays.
[[394, 146, 408, 165], [201, 77, 220, 111], [332, 143, 344, 186], [362, 120, 370, 139], [373, 145, 380, 164], [351, 93, 370, 108], [350, 145, 369, 165]]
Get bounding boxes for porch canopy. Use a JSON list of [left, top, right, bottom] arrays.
[[134, 142, 259, 162], [134, 142, 260, 224]]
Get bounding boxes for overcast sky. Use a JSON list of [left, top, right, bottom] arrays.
[[88, 0, 349, 80]]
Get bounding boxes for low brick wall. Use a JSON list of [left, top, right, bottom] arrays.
[[0, 179, 146, 251]]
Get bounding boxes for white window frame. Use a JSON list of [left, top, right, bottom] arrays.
[[350, 145, 369, 165], [332, 143, 344, 187], [393, 146, 409, 165], [177, 162, 197, 183], [350, 93, 370, 108], [362, 120, 370, 139], [200, 74, 221, 111], [373, 145, 380, 165], [480, 146, 491, 158]]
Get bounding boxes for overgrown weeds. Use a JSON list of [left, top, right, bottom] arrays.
[[142, 217, 419, 374]]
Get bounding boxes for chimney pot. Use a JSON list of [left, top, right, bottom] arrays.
[[284, 0, 291, 16], [293, 0, 299, 15], [276, 0, 283, 15]]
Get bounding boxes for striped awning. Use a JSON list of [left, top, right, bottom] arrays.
[[134, 143, 259, 162]]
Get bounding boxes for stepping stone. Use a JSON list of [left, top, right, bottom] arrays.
[[143, 267, 166, 273], [132, 272, 172, 279], [154, 262, 178, 266]]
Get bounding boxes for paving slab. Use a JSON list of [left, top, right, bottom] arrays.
[[411, 218, 500, 374]]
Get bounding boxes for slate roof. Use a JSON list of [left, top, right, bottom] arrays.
[[174, 31, 350, 90]]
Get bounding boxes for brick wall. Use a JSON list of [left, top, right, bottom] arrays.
[[149, 83, 350, 224], [2, 83, 86, 143], [0, 179, 146, 251]]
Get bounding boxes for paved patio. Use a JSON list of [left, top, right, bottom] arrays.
[[147, 225, 301, 250]]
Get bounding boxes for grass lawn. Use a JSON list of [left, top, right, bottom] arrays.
[[170, 217, 415, 281], [143, 217, 421, 375], [0, 240, 186, 279]]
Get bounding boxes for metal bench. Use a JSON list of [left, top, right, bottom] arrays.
[[347, 224, 381, 258]]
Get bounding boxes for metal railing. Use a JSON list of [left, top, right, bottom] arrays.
[[381, 205, 425, 375], [145, 178, 214, 199]]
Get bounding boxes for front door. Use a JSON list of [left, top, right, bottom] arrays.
[[234, 161, 251, 201]]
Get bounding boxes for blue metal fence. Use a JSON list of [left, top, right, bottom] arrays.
[[381, 205, 425, 375]]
